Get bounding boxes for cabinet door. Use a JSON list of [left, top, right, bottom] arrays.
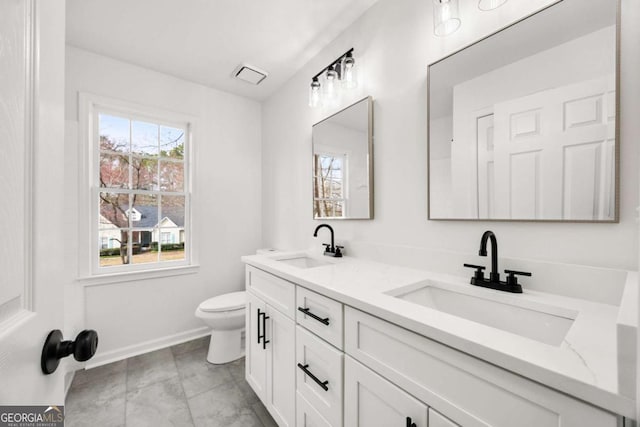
[[246, 292, 267, 401], [266, 305, 296, 427], [345, 355, 428, 427]]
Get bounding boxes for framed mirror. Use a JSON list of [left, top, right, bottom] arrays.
[[428, 0, 619, 222], [313, 97, 373, 219]]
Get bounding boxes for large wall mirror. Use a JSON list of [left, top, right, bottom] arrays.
[[428, 0, 619, 222], [313, 97, 373, 219]]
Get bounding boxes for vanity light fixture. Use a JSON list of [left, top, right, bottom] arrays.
[[433, 0, 461, 37], [308, 48, 357, 108], [478, 0, 508, 11]]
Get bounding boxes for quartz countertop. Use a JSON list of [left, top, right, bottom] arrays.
[[241, 251, 637, 418]]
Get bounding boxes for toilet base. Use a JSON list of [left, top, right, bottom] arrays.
[[207, 329, 244, 364]]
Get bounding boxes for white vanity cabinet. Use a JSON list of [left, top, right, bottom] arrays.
[[245, 267, 296, 427], [344, 307, 619, 427]]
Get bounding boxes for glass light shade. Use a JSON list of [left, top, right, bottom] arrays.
[[324, 67, 338, 101], [433, 0, 461, 37], [478, 0, 508, 11], [309, 79, 321, 108], [342, 56, 358, 89]]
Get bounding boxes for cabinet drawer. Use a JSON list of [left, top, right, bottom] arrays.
[[429, 409, 459, 427], [296, 326, 343, 427], [297, 392, 334, 427], [345, 307, 617, 427], [246, 266, 295, 319], [296, 286, 344, 349]]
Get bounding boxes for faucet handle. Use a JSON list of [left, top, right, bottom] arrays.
[[463, 263, 486, 281], [322, 243, 333, 253], [335, 245, 344, 255], [504, 269, 532, 287]]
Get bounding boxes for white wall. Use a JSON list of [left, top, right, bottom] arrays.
[[261, 0, 639, 274], [64, 47, 262, 363]]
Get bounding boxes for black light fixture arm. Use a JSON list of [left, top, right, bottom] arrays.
[[312, 48, 354, 81]]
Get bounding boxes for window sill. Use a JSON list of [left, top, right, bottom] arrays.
[[78, 264, 200, 287]]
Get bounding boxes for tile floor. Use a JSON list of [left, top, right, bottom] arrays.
[[65, 337, 277, 427]]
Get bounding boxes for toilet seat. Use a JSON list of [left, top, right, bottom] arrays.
[[198, 291, 245, 313]]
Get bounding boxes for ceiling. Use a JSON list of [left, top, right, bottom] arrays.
[[66, 0, 379, 101]]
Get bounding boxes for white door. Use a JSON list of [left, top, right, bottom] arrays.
[[245, 292, 267, 401], [265, 306, 295, 427], [0, 0, 66, 406], [344, 356, 428, 427], [476, 113, 495, 219], [492, 76, 615, 220]]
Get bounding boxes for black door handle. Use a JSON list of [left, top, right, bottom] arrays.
[[297, 307, 330, 325], [262, 311, 270, 350], [41, 329, 98, 374], [297, 363, 329, 391], [406, 416, 417, 427], [257, 309, 269, 349]]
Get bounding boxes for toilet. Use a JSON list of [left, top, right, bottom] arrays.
[[195, 291, 246, 364]]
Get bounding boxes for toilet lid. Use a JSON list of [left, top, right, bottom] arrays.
[[199, 291, 246, 313]]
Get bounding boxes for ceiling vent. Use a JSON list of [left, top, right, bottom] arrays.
[[234, 64, 268, 85]]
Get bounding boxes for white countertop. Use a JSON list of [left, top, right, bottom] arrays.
[[241, 251, 637, 418]]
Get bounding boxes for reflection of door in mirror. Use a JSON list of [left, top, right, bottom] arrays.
[[430, 0, 618, 222]]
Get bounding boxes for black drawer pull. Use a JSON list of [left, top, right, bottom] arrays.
[[297, 363, 329, 391], [257, 309, 269, 350], [406, 416, 417, 427], [297, 307, 330, 326]]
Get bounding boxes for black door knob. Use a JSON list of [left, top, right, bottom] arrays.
[[41, 329, 99, 375]]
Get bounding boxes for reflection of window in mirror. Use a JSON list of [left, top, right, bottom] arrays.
[[313, 152, 348, 218]]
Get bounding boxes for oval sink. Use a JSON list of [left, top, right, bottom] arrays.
[[388, 281, 577, 346]]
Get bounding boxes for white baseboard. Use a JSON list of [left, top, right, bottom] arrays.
[[85, 326, 211, 369]]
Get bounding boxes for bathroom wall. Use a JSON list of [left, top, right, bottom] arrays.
[[64, 47, 262, 364], [261, 0, 640, 273]]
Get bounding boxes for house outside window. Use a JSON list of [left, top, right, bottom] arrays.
[[89, 100, 192, 273]]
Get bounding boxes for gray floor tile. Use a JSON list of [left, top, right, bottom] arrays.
[[171, 336, 209, 357], [251, 401, 278, 427], [187, 382, 262, 427], [225, 357, 245, 383], [175, 347, 234, 398], [72, 359, 127, 388], [126, 348, 179, 391], [65, 366, 126, 427], [126, 377, 193, 427]]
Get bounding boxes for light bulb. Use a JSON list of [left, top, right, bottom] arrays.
[[309, 78, 321, 108], [342, 53, 357, 89], [433, 0, 461, 37], [324, 66, 338, 101], [478, 0, 508, 11]]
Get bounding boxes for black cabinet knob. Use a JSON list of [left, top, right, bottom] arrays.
[[406, 416, 417, 427], [41, 329, 99, 375]]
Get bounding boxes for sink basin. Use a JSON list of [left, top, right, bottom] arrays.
[[277, 256, 331, 269], [388, 281, 577, 346]]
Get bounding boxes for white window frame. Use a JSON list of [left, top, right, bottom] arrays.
[[78, 93, 198, 284]]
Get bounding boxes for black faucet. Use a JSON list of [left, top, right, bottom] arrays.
[[313, 224, 343, 257], [463, 230, 530, 293], [479, 230, 500, 283]]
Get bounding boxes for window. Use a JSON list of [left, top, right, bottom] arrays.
[[93, 106, 190, 273], [313, 152, 347, 218]]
